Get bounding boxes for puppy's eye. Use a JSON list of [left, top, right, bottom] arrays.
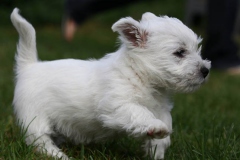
[[173, 49, 185, 58]]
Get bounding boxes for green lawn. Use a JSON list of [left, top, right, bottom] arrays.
[[0, 1, 240, 159]]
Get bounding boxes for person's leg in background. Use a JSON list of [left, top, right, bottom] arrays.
[[204, 0, 240, 74], [63, 0, 140, 42]]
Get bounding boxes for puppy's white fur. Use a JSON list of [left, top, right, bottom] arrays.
[[11, 8, 210, 159]]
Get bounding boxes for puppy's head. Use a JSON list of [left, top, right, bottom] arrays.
[[112, 12, 211, 92]]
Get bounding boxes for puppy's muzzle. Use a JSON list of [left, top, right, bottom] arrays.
[[200, 67, 209, 78]]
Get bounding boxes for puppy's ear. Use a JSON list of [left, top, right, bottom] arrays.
[[112, 17, 148, 48], [141, 12, 157, 21]]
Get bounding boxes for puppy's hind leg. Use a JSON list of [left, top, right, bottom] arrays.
[[33, 134, 69, 160], [21, 117, 68, 159]]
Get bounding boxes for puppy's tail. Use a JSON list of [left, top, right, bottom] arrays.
[[11, 8, 38, 70]]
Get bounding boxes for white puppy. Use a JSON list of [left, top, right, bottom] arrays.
[[11, 8, 210, 160]]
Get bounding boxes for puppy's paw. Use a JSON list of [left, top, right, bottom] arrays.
[[146, 121, 170, 139]]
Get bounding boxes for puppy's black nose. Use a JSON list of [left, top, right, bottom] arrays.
[[200, 67, 209, 78]]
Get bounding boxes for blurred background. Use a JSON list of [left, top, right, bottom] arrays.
[[0, 0, 240, 159]]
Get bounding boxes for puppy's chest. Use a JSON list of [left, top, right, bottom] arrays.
[[138, 91, 172, 114]]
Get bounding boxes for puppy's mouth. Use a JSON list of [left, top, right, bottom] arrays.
[[188, 76, 207, 86], [179, 81, 202, 92], [189, 82, 202, 88], [187, 69, 210, 84], [163, 69, 209, 92], [175, 75, 207, 92], [186, 74, 209, 90]]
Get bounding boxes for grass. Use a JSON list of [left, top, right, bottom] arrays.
[[0, 1, 240, 159]]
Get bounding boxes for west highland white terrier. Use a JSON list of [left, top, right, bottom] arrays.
[[11, 8, 210, 159]]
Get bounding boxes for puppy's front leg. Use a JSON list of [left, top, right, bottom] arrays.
[[99, 103, 170, 138], [144, 136, 171, 160]]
